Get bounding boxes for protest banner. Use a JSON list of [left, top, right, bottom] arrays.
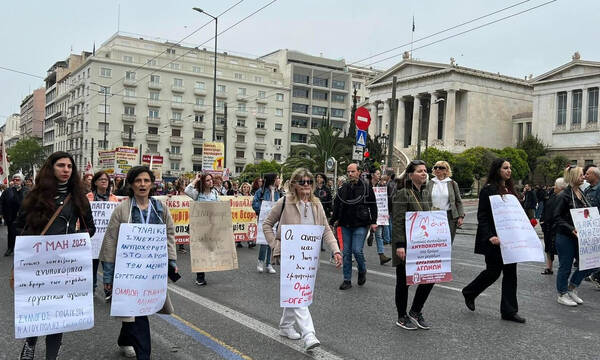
[[163, 195, 190, 245], [90, 201, 119, 258], [142, 154, 163, 182], [220, 196, 258, 242], [114, 146, 138, 178], [111, 224, 168, 317], [374, 187, 389, 225], [256, 201, 276, 245], [280, 225, 324, 307], [489, 194, 545, 264], [14, 233, 94, 338], [404, 210, 452, 285], [570, 207, 600, 270], [202, 142, 224, 176], [98, 150, 115, 175], [189, 201, 238, 272]]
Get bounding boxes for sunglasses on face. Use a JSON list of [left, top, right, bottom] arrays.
[[433, 166, 446, 170], [295, 179, 313, 186]]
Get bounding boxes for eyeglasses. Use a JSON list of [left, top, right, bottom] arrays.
[[433, 166, 447, 170], [295, 179, 314, 186]]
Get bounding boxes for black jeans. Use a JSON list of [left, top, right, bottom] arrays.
[[118, 316, 151, 360], [7, 221, 16, 252], [26, 333, 63, 360], [92, 259, 100, 290], [462, 248, 518, 315], [395, 264, 435, 318]]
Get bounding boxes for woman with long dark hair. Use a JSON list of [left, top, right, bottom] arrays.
[[15, 151, 96, 360], [252, 173, 282, 274], [462, 158, 526, 323]]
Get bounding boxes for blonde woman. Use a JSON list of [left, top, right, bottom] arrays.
[[263, 168, 342, 351], [426, 160, 465, 242]]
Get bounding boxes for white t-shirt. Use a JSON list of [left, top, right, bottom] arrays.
[[431, 177, 451, 211], [299, 200, 315, 225]]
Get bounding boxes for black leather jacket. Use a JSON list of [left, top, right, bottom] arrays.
[[551, 186, 589, 241]]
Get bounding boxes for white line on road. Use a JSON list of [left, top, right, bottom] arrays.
[[167, 283, 345, 360]]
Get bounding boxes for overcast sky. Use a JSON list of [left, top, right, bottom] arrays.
[[1, 0, 598, 124]]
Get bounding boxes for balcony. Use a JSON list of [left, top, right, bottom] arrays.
[[194, 88, 207, 96], [235, 142, 247, 149], [216, 107, 225, 115], [170, 136, 183, 144], [147, 100, 161, 107], [148, 81, 162, 90], [171, 85, 185, 93], [235, 127, 247, 134], [192, 138, 204, 146], [171, 102, 184, 110], [169, 153, 183, 161], [192, 122, 205, 129], [234, 157, 246, 164], [123, 79, 137, 87], [192, 155, 203, 162], [121, 132, 136, 140], [236, 95, 248, 102], [122, 97, 137, 104], [255, 112, 268, 119], [216, 91, 227, 99], [170, 119, 183, 127], [146, 117, 161, 125], [255, 128, 267, 135], [193, 105, 206, 112], [146, 134, 160, 142], [254, 143, 266, 151], [122, 114, 136, 123], [236, 110, 248, 117], [256, 97, 268, 104]]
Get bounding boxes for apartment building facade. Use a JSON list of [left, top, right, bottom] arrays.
[[3, 113, 21, 148], [19, 87, 45, 140]]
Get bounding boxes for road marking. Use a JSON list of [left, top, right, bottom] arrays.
[[158, 313, 252, 360], [168, 284, 344, 360]]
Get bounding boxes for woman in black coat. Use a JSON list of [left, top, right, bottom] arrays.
[[461, 158, 526, 323]]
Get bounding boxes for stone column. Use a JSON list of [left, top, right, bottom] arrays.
[[382, 100, 391, 135], [395, 99, 405, 149], [368, 103, 378, 135], [581, 88, 588, 129], [443, 89, 456, 148], [427, 94, 439, 145], [566, 90, 572, 130], [411, 96, 421, 147]]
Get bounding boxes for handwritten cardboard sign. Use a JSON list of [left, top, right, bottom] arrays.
[[256, 201, 277, 245], [570, 207, 600, 270], [374, 187, 390, 226], [90, 201, 119, 258], [111, 224, 168, 317], [280, 225, 324, 307], [489, 194, 545, 264], [220, 196, 258, 242], [14, 233, 94, 338], [189, 201, 238, 272], [405, 211, 452, 285]]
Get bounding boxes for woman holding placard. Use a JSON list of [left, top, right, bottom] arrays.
[[15, 151, 96, 360], [100, 166, 177, 359], [426, 160, 465, 243], [391, 160, 436, 330], [253, 173, 283, 273], [462, 158, 526, 323], [263, 168, 342, 351], [552, 166, 598, 306]]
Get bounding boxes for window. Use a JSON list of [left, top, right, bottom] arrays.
[[217, 84, 226, 93], [171, 146, 181, 154], [97, 104, 111, 113], [194, 113, 204, 122], [235, 73, 243, 79], [313, 77, 328, 87], [276, 93, 284, 101], [332, 79, 346, 90], [150, 74, 160, 84], [293, 87, 309, 98], [352, 81, 361, 90], [148, 127, 158, 134], [125, 88, 135, 97], [147, 59, 157, 66], [192, 66, 202, 73], [257, 104, 266, 114], [311, 119, 322, 128], [124, 106, 135, 115], [588, 87, 599, 124], [149, 91, 160, 100], [123, 141, 133, 147], [235, 166, 244, 173], [172, 95, 183, 103], [256, 152, 264, 160], [237, 135, 245, 142], [172, 129, 181, 136], [572, 90, 582, 125], [238, 103, 246, 112], [172, 111, 182, 120], [195, 97, 204, 105], [256, 121, 265, 129], [291, 133, 307, 143], [293, 74, 309, 84], [238, 88, 246, 96], [585, 159, 594, 166], [254, 76, 262, 83], [217, 100, 225, 110], [193, 163, 202, 172], [236, 151, 245, 158], [148, 109, 159, 118], [274, 153, 281, 161], [195, 81, 205, 89], [237, 119, 246, 127], [171, 162, 180, 170], [100, 67, 112, 77], [166, 48, 176, 55], [256, 135, 265, 143], [332, 93, 346, 103], [292, 117, 308, 128], [517, 123, 524, 143], [313, 90, 328, 101], [194, 131, 203, 139], [173, 78, 183, 87], [275, 123, 283, 131], [275, 108, 283, 117], [125, 71, 136, 80], [557, 92, 567, 126], [170, 63, 180, 70], [292, 103, 309, 114], [217, 116, 225, 125], [194, 147, 203, 155], [570, 160, 578, 166], [526, 122, 532, 137], [123, 55, 133, 63], [258, 90, 266, 99], [98, 140, 108, 148], [147, 143, 158, 153], [99, 122, 109, 132], [274, 138, 282, 145], [331, 108, 345, 118], [312, 106, 327, 116]]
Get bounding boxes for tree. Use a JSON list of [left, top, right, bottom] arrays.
[[452, 154, 475, 191], [7, 137, 45, 176], [239, 160, 281, 183], [535, 154, 568, 185], [461, 147, 498, 181], [517, 135, 547, 181], [421, 147, 456, 171]]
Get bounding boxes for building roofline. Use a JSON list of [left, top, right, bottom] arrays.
[[531, 59, 600, 84]]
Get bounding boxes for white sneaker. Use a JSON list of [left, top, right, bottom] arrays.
[[266, 264, 277, 274], [279, 327, 301, 340], [304, 334, 320, 351], [567, 289, 584, 304], [257, 260, 264, 273], [120, 345, 136, 358], [557, 293, 577, 306]]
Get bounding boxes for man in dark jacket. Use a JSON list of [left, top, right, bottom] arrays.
[[330, 163, 377, 290], [523, 184, 537, 219], [0, 174, 28, 256]]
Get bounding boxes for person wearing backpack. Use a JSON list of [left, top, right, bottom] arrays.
[[252, 173, 283, 273]]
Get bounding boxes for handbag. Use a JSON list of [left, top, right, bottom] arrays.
[[10, 195, 71, 290]]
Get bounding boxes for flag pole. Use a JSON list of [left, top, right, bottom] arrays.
[[410, 15, 415, 58]]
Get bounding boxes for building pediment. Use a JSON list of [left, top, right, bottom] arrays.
[[532, 60, 600, 84], [369, 60, 448, 87]]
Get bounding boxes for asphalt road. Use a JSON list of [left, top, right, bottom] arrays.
[[1, 202, 599, 360]]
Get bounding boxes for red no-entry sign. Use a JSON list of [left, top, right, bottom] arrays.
[[354, 106, 371, 131]]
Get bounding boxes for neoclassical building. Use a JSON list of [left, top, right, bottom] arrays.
[[366, 55, 533, 171], [531, 53, 600, 166]]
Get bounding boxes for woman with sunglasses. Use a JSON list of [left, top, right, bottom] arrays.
[[392, 160, 436, 330], [252, 173, 283, 273], [462, 158, 526, 323], [15, 151, 96, 360], [263, 168, 342, 351], [426, 161, 465, 243]]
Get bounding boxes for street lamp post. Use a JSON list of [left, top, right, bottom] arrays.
[[193, 7, 218, 142], [90, 82, 108, 149]]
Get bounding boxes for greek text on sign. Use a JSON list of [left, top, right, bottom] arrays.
[[220, 196, 258, 242], [14, 233, 94, 338], [570, 207, 600, 270], [374, 187, 389, 225], [90, 201, 119, 258], [153, 195, 190, 245]]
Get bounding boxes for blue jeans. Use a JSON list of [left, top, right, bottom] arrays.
[[555, 233, 597, 294], [374, 225, 390, 254], [341, 226, 368, 281], [258, 244, 271, 266], [535, 202, 544, 219]]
